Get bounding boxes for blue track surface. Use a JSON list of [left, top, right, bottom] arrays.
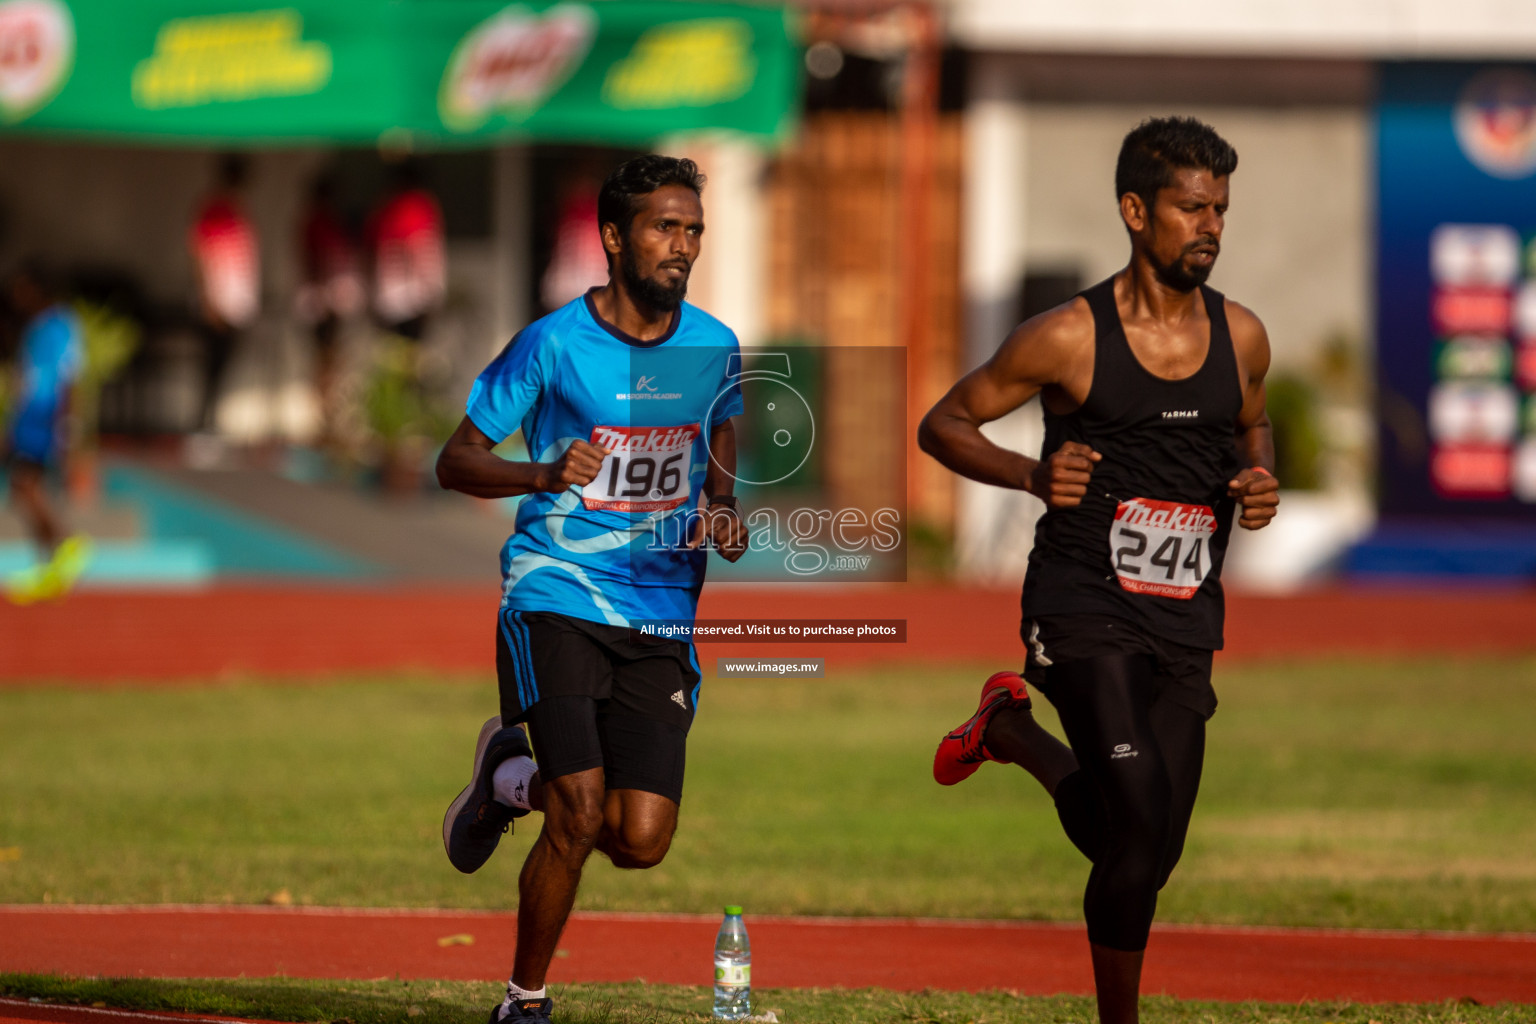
[[1, 464, 382, 586]]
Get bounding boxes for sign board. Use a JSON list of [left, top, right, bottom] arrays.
[[0, 0, 799, 145], [1377, 62, 1536, 516]]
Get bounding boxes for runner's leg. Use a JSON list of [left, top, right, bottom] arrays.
[[983, 693, 1105, 859], [984, 704, 1078, 794], [1089, 945, 1145, 1024], [1052, 765, 1110, 862], [512, 766, 606, 990], [8, 460, 61, 555], [596, 788, 678, 868], [1088, 697, 1204, 1024], [590, 638, 692, 867], [1042, 698, 1203, 873], [1043, 653, 1174, 1024], [1149, 695, 1205, 889], [509, 638, 612, 995]]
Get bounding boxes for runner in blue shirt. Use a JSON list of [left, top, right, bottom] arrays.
[[5, 264, 90, 604], [437, 156, 748, 1024]]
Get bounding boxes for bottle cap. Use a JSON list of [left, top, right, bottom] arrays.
[[724, 905, 743, 916]]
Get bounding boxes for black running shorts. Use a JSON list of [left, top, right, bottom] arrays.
[[1020, 614, 1218, 721], [496, 609, 700, 803]]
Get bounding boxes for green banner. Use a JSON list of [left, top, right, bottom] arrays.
[[0, 0, 799, 145]]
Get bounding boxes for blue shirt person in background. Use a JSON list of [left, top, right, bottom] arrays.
[[4, 263, 90, 604], [434, 156, 748, 1024]]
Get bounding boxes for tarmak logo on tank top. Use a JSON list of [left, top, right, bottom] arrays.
[[1161, 410, 1200, 419]]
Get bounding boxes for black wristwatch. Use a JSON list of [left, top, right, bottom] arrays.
[[707, 494, 741, 513]]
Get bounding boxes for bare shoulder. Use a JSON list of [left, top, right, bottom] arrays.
[[1223, 297, 1270, 350], [1223, 296, 1272, 377], [994, 296, 1095, 383]]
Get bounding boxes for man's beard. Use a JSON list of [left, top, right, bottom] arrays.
[[1151, 241, 1216, 292], [620, 246, 688, 312]]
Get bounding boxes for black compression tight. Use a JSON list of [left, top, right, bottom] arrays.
[[1043, 653, 1206, 952]]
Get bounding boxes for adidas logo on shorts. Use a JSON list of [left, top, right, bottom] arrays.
[[671, 690, 687, 709]]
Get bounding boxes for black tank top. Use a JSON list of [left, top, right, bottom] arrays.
[[1018, 277, 1244, 650]]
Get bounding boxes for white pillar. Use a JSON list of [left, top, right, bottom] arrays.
[[962, 58, 1029, 369], [956, 56, 1044, 582], [658, 133, 767, 348]]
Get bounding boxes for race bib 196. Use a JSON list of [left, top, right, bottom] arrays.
[[583, 424, 701, 512], [1109, 497, 1216, 599]]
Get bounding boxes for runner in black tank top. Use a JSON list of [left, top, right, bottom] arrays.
[[1020, 277, 1243, 649], [919, 118, 1279, 1024]]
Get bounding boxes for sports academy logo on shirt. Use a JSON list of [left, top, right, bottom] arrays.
[[616, 374, 681, 400]]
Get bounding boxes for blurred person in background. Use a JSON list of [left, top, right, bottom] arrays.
[[921, 117, 1279, 1024], [539, 167, 609, 313], [296, 170, 363, 444], [434, 155, 748, 1024], [368, 157, 445, 344], [4, 262, 90, 603], [189, 152, 260, 435]]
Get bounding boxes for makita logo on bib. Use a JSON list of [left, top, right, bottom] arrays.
[[591, 424, 701, 453], [1114, 498, 1216, 533]]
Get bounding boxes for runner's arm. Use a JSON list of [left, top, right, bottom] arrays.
[[701, 417, 736, 503], [1226, 301, 1279, 529], [918, 303, 1100, 505], [435, 415, 606, 499], [694, 418, 748, 560]]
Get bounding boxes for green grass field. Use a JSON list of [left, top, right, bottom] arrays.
[[3, 656, 1534, 930], [3, 656, 1535, 1023], [3, 974, 1533, 1024]]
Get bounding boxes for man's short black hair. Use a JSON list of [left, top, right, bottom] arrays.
[[1115, 117, 1237, 208], [597, 155, 706, 242]]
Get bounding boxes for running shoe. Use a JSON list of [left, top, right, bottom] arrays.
[[49, 534, 93, 595], [932, 670, 1031, 785], [4, 535, 94, 605], [4, 563, 53, 605], [491, 998, 554, 1024], [444, 715, 534, 874]]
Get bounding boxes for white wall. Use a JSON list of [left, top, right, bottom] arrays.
[[1019, 104, 1370, 375], [948, 0, 1536, 58], [659, 132, 769, 349], [956, 64, 1045, 582]]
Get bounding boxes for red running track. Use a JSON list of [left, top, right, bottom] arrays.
[[4, 584, 1536, 681], [5, 590, 1535, 1007], [2, 907, 1534, 1005]]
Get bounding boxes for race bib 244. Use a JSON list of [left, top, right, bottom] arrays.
[[1109, 497, 1216, 599]]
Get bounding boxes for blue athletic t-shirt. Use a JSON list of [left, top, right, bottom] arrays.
[[467, 291, 743, 627], [9, 304, 84, 464]]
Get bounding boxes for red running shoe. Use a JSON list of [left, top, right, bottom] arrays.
[[932, 671, 1031, 785]]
